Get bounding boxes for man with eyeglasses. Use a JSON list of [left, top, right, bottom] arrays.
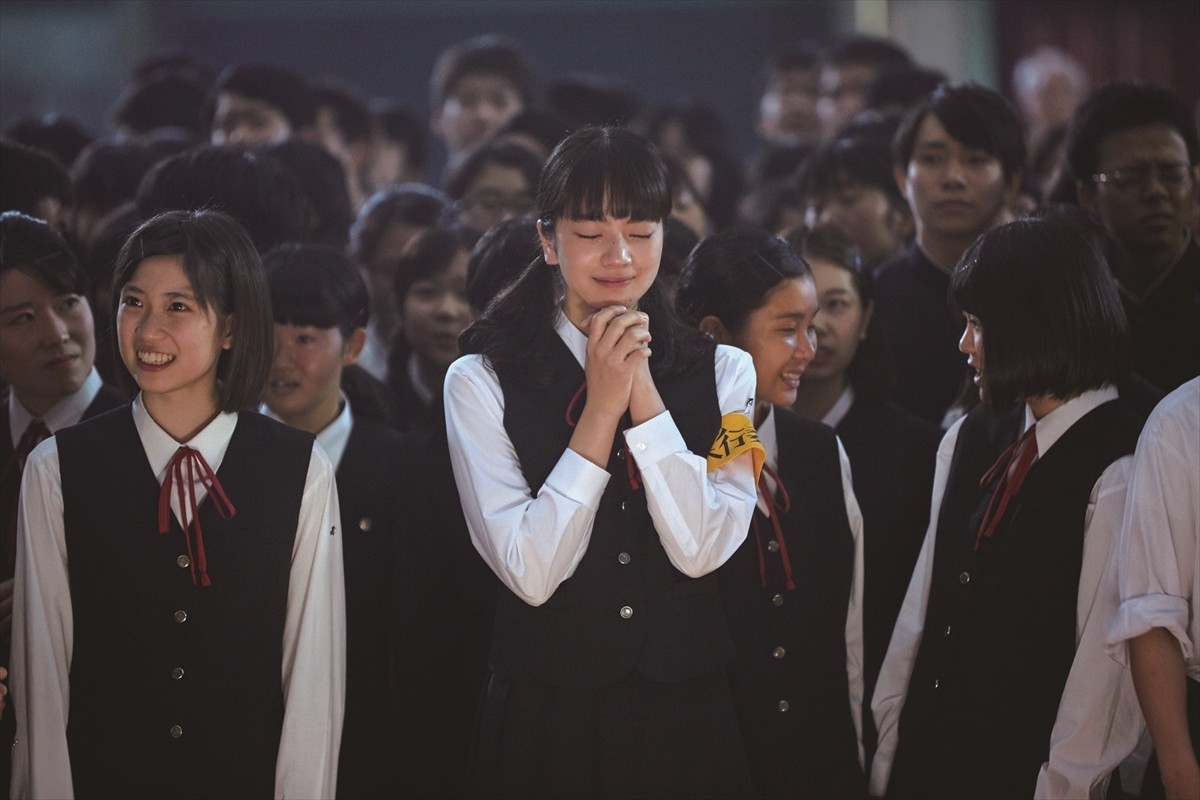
[[1068, 82, 1200, 393]]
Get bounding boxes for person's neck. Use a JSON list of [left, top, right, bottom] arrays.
[[13, 388, 63, 419], [1110, 235, 1190, 297], [791, 374, 847, 422], [915, 228, 978, 275], [144, 390, 222, 443], [275, 396, 341, 436], [416, 355, 446, 401], [1028, 394, 1066, 421]]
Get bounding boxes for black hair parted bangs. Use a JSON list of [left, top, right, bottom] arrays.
[[537, 126, 671, 225], [893, 82, 1026, 181], [263, 244, 369, 336], [0, 211, 88, 296], [950, 217, 1129, 411]]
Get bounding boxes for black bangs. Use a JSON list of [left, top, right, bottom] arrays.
[[263, 244, 369, 334], [539, 127, 672, 223]]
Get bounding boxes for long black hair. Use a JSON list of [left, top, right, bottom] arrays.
[[460, 126, 712, 386]]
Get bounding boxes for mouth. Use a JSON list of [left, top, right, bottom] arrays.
[[44, 352, 80, 369], [935, 200, 972, 211], [269, 378, 300, 393], [595, 276, 635, 289], [781, 371, 804, 389], [137, 351, 175, 367]]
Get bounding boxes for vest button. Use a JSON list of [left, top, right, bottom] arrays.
[[619, 605, 633, 620], [359, 517, 372, 532], [176, 555, 190, 569], [766, 540, 780, 553], [777, 700, 790, 713], [958, 571, 971, 585], [620, 500, 629, 511], [617, 552, 631, 565], [772, 646, 786, 659], [944, 624, 953, 636], [174, 609, 188, 623], [771, 593, 784, 607], [171, 667, 185, 680], [616, 448, 626, 460], [169, 725, 183, 738], [933, 678, 940, 689]]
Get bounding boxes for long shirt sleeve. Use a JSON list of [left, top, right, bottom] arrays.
[[840, 438, 867, 769], [10, 405, 345, 800], [445, 323, 757, 607]]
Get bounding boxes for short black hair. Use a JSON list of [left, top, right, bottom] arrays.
[[263, 139, 353, 250], [893, 82, 1026, 181], [950, 216, 1129, 410], [0, 139, 72, 217], [372, 103, 428, 170], [865, 65, 946, 114], [465, 213, 540, 314], [800, 133, 905, 209], [0, 210, 87, 295], [210, 63, 317, 131], [71, 139, 160, 223], [676, 227, 811, 334], [3, 114, 93, 168], [113, 73, 210, 138], [1065, 81, 1200, 183], [313, 79, 372, 145], [495, 107, 570, 158], [350, 183, 449, 266], [263, 243, 369, 336], [110, 209, 274, 411], [443, 139, 544, 200], [825, 36, 913, 70], [136, 144, 310, 254], [546, 75, 641, 130], [429, 34, 537, 110], [759, 44, 820, 90], [660, 214, 701, 281]]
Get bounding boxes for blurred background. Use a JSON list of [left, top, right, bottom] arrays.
[[3, 0, 1196, 175]]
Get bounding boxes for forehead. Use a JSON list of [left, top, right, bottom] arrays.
[[808, 258, 857, 292], [448, 73, 520, 100], [126, 255, 190, 288], [759, 275, 818, 314], [768, 66, 817, 90], [468, 162, 532, 193], [821, 62, 877, 91], [216, 91, 287, 120], [1, 267, 58, 304], [1095, 122, 1189, 167]]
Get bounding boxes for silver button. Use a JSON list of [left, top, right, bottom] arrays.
[[171, 667, 184, 680], [176, 555, 190, 569], [772, 646, 786, 659], [771, 593, 784, 607], [620, 500, 629, 511], [766, 540, 780, 553], [169, 725, 183, 738], [359, 517, 372, 532], [619, 605, 633, 620], [933, 678, 940, 689], [777, 700, 790, 712], [944, 625, 952, 636], [616, 448, 625, 460], [958, 571, 971, 585], [617, 552, 631, 565], [174, 609, 188, 623]]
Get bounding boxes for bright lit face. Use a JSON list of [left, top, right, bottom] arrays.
[[117, 256, 231, 413], [400, 248, 473, 377], [958, 311, 986, 402], [806, 258, 871, 383], [731, 277, 819, 412], [539, 215, 662, 329], [211, 91, 292, 147], [806, 182, 911, 268], [1079, 123, 1197, 260], [433, 73, 524, 156], [758, 66, 820, 146], [0, 268, 96, 417], [901, 114, 1017, 244], [267, 324, 356, 433]]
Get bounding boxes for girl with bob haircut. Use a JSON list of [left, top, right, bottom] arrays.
[[872, 216, 1146, 799], [674, 227, 867, 798], [10, 209, 346, 799], [446, 126, 762, 797]]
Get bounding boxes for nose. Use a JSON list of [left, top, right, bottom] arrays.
[[1141, 167, 1171, 198], [603, 234, 633, 266], [943, 157, 967, 186], [794, 326, 817, 366], [958, 323, 974, 355], [41, 311, 70, 346]]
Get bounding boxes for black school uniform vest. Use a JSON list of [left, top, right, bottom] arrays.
[[887, 399, 1142, 800], [56, 408, 313, 800], [490, 337, 731, 688], [718, 407, 862, 798]]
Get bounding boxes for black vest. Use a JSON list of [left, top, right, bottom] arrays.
[[888, 400, 1142, 800], [718, 407, 862, 798], [57, 408, 312, 800], [489, 338, 731, 688]]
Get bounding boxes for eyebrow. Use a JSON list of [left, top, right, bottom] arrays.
[[123, 284, 196, 300], [0, 300, 32, 314]]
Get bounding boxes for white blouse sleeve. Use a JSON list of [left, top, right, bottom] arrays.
[[444, 354, 611, 607], [869, 417, 961, 796], [274, 444, 346, 800], [626, 345, 757, 578], [838, 438, 867, 769], [1035, 457, 1146, 798], [10, 438, 74, 800]]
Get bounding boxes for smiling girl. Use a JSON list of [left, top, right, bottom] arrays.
[[445, 126, 761, 797], [675, 228, 866, 798], [10, 210, 345, 799]]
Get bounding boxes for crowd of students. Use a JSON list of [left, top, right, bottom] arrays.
[[0, 28, 1196, 800]]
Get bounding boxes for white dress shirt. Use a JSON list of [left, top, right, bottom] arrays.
[[10, 397, 347, 800], [443, 312, 758, 608], [758, 404, 867, 767], [262, 392, 354, 472], [7, 367, 104, 444], [870, 386, 1142, 797]]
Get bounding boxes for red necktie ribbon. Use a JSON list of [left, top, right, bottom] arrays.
[[158, 446, 236, 587], [975, 425, 1039, 550]]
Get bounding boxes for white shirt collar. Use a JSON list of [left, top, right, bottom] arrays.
[[1024, 384, 1119, 459], [555, 310, 588, 368], [755, 405, 779, 516], [132, 394, 238, 481], [260, 393, 352, 470], [821, 385, 856, 430], [8, 367, 104, 446]]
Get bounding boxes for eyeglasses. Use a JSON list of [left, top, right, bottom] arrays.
[[457, 192, 536, 219], [1091, 162, 1193, 191]]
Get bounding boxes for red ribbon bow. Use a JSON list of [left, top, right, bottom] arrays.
[[751, 463, 795, 591], [158, 446, 236, 587], [975, 425, 1039, 551]]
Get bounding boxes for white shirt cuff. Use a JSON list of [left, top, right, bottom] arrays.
[[623, 410, 688, 468]]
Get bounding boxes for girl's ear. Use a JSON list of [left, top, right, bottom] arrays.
[[221, 315, 234, 350], [342, 327, 367, 366], [698, 315, 730, 344], [537, 219, 559, 266]]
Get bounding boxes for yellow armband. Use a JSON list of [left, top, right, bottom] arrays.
[[706, 412, 765, 481]]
